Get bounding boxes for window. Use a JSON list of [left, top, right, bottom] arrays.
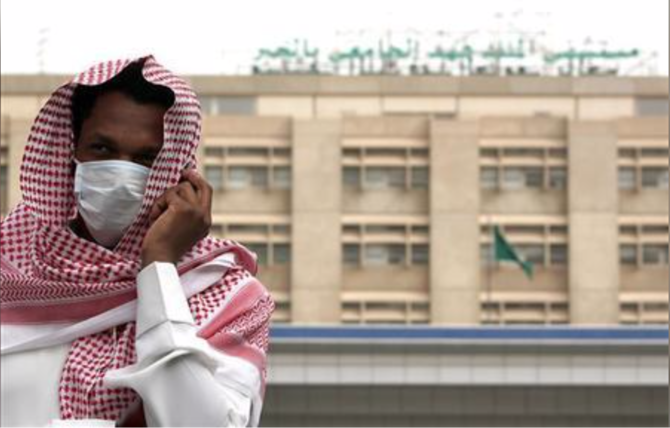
[[343, 148, 361, 158], [502, 167, 543, 189], [364, 244, 406, 266], [343, 225, 361, 235], [228, 147, 268, 157], [482, 225, 567, 268], [549, 225, 568, 234], [620, 244, 638, 265], [250, 167, 269, 187], [411, 244, 429, 265], [272, 166, 291, 189], [501, 168, 524, 190], [366, 225, 406, 234], [342, 147, 429, 192], [343, 167, 361, 188], [365, 148, 406, 158], [273, 224, 291, 235], [642, 244, 669, 265], [481, 146, 568, 190], [548, 148, 568, 158], [504, 225, 545, 235], [502, 148, 544, 158], [618, 167, 637, 190], [365, 167, 405, 189], [273, 243, 291, 264], [549, 167, 567, 190], [205, 147, 225, 157], [515, 244, 545, 264], [343, 244, 361, 266], [411, 225, 429, 235], [523, 168, 544, 188], [205, 166, 224, 191], [237, 242, 291, 266], [640, 148, 669, 158], [227, 166, 268, 189], [246, 244, 268, 265], [641, 225, 668, 234], [635, 98, 670, 117], [228, 224, 268, 234], [343, 224, 429, 267], [480, 167, 499, 189], [480, 244, 494, 266], [200, 96, 256, 115], [410, 148, 429, 158], [273, 147, 291, 158], [550, 244, 568, 265], [410, 166, 429, 189], [618, 148, 637, 159], [641, 167, 669, 189]]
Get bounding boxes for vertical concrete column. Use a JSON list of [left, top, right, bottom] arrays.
[[8, 119, 31, 208], [429, 119, 481, 325], [291, 119, 342, 323], [568, 122, 619, 324]]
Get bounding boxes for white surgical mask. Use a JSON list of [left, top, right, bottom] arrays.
[[73, 159, 151, 248]]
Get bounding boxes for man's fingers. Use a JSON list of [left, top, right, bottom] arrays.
[[183, 169, 213, 210], [176, 180, 199, 205], [149, 195, 167, 222], [149, 188, 184, 222]]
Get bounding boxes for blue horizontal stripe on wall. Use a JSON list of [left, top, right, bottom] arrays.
[[270, 326, 669, 341]]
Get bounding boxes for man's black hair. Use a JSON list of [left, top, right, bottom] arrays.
[[71, 60, 175, 143]]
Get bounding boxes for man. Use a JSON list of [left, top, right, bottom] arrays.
[[0, 57, 274, 427]]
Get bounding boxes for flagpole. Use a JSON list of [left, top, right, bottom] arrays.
[[487, 215, 493, 324]]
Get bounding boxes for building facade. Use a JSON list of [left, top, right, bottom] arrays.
[[2, 74, 667, 327]]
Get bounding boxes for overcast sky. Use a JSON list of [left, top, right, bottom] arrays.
[[1, 0, 668, 76]]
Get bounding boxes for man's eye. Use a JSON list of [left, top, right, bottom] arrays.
[[91, 144, 111, 153]]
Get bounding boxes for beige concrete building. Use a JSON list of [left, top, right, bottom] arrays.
[[1, 75, 668, 326]]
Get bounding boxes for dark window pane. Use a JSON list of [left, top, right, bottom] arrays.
[[620, 244, 638, 265], [618, 167, 636, 190], [343, 167, 361, 188], [636, 98, 669, 117], [364, 244, 405, 266], [246, 244, 268, 265], [411, 244, 429, 265], [200, 96, 256, 115], [641, 167, 668, 189], [411, 166, 429, 189], [228, 147, 269, 157], [343, 244, 361, 266], [273, 244, 291, 264], [205, 147, 225, 157], [481, 167, 499, 189], [549, 167, 567, 189], [550, 244, 568, 265], [205, 166, 224, 191], [365, 167, 405, 189], [516, 244, 545, 265], [643, 244, 669, 265], [272, 166, 291, 189]]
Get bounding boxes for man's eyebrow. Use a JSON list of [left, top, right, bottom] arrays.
[[90, 132, 118, 148]]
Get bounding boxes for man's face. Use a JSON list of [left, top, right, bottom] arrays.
[[74, 91, 166, 168]]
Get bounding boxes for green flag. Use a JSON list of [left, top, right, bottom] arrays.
[[493, 225, 533, 279]]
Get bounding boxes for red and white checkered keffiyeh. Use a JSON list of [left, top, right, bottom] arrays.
[[0, 56, 274, 422]]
